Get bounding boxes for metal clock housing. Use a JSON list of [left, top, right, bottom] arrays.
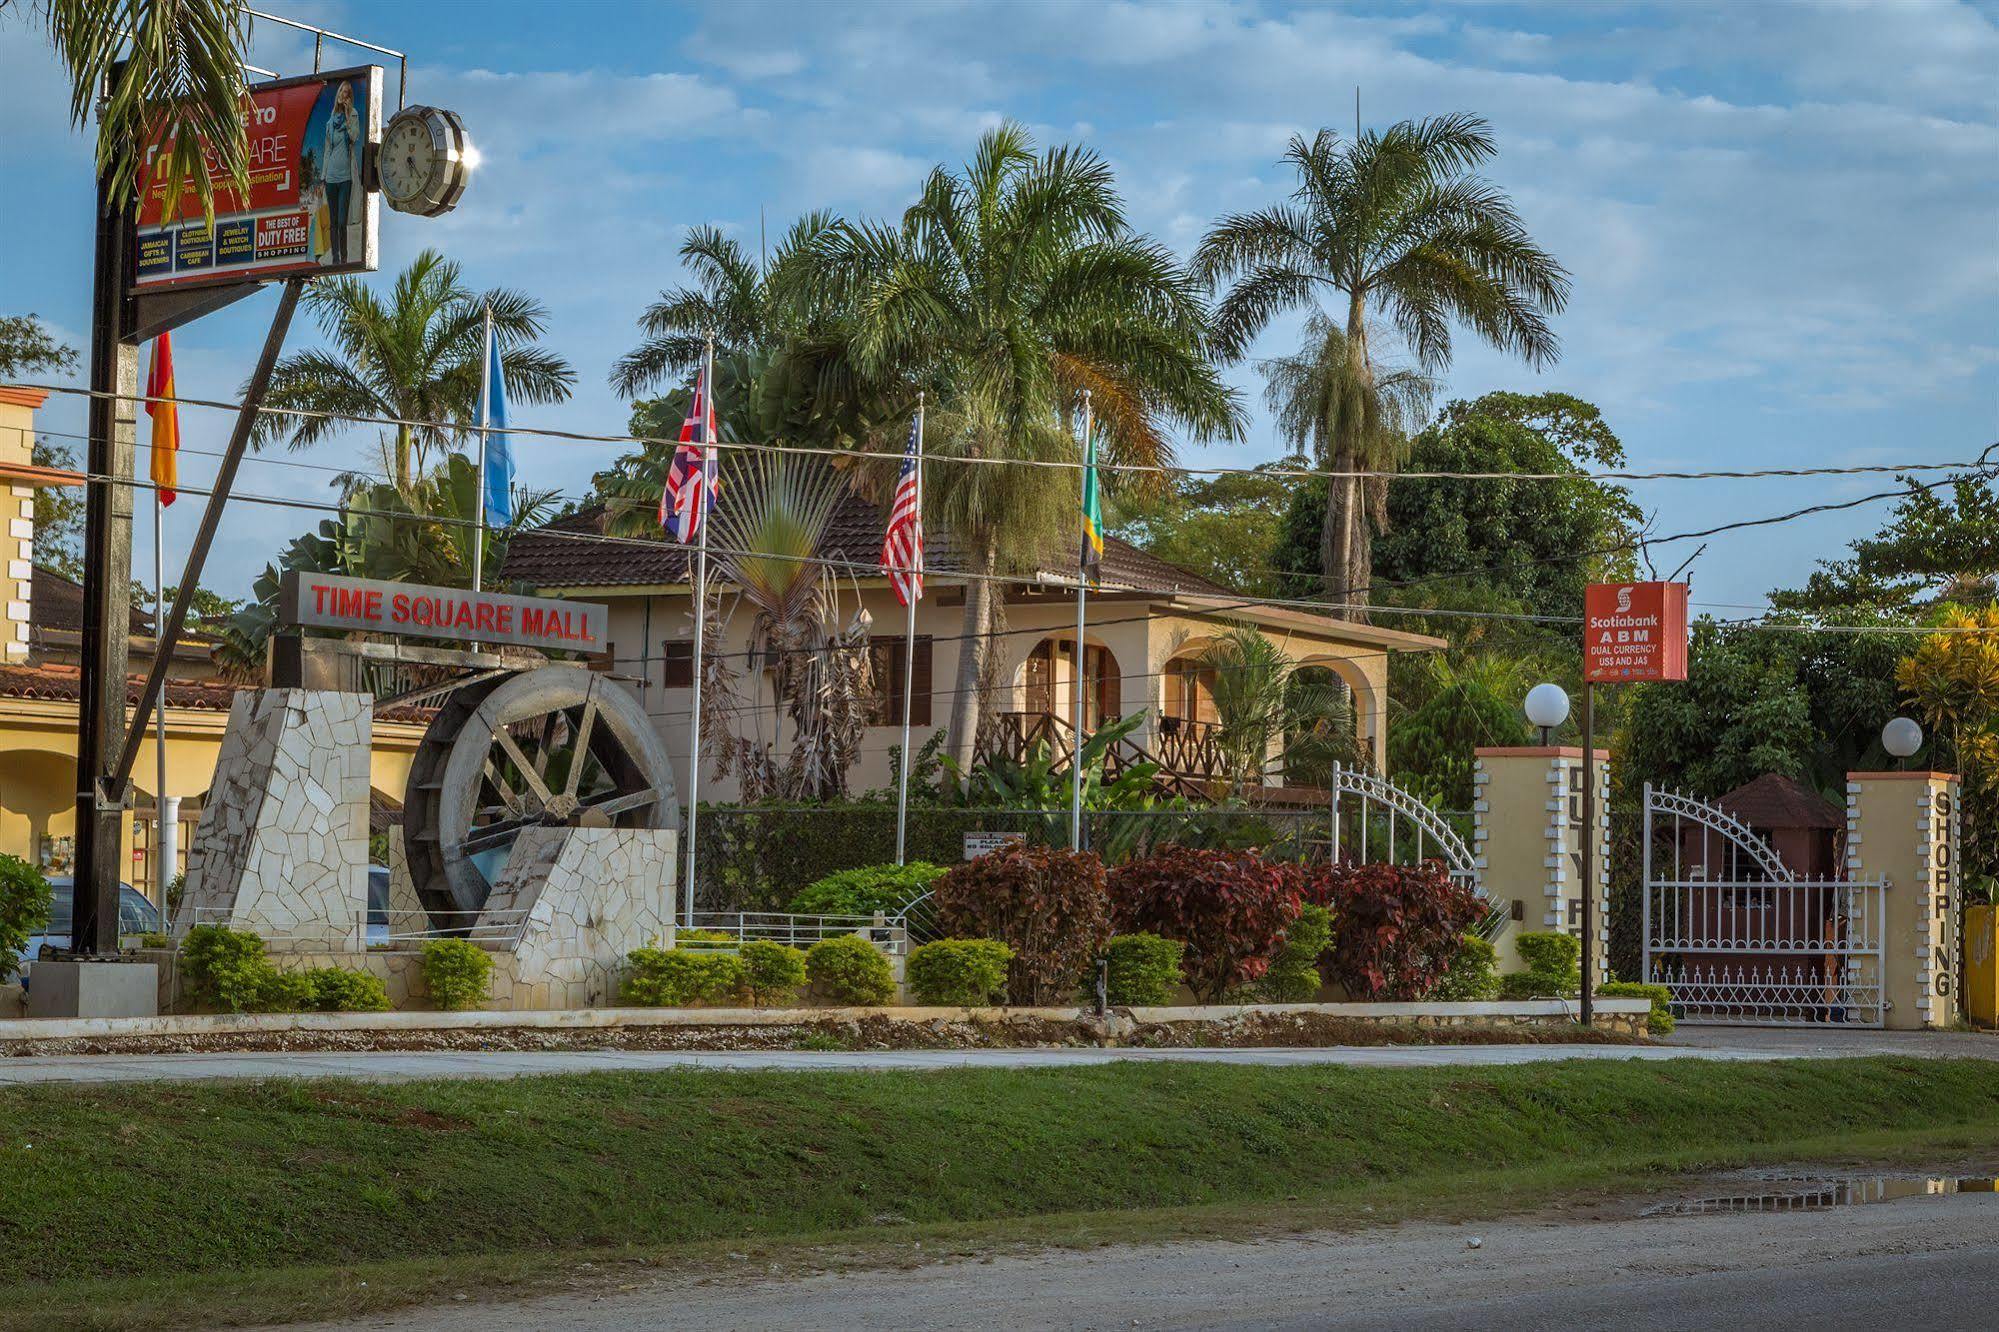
[[378, 104, 472, 218]]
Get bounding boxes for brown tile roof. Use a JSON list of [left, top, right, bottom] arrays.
[[1719, 772, 1844, 830], [502, 492, 1232, 599]]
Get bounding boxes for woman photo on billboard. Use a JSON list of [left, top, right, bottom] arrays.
[[318, 80, 361, 267]]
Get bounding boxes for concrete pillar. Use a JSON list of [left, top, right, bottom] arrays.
[[0, 387, 53, 659], [1847, 770, 1963, 1030], [1473, 746, 1611, 983]]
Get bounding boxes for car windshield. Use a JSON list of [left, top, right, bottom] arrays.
[[42, 878, 159, 936]]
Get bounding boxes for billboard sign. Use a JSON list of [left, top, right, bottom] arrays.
[[1583, 581, 1690, 682], [133, 65, 382, 293], [279, 572, 608, 654]]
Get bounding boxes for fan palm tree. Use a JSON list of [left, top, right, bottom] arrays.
[[1196, 116, 1569, 616], [24, 0, 252, 220], [1195, 624, 1360, 797], [257, 249, 576, 490], [813, 122, 1244, 770]]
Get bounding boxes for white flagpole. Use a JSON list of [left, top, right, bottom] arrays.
[[682, 334, 715, 928], [1069, 390, 1092, 852], [153, 491, 170, 912], [470, 302, 493, 597], [894, 393, 925, 866]]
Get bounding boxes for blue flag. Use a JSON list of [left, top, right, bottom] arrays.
[[481, 329, 514, 525]]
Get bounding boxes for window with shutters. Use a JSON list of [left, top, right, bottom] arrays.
[[661, 640, 694, 689], [867, 635, 932, 726]]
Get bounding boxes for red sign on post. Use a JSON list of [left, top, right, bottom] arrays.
[[1584, 581, 1689, 682]]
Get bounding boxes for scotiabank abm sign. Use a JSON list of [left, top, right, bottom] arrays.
[[279, 572, 606, 654], [1584, 581, 1689, 682]]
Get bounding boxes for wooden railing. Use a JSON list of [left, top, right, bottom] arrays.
[[980, 710, 1262, 802]]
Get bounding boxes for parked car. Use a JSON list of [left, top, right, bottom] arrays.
[[17, 876, 161, 979]]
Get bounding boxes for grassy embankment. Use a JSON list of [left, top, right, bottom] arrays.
[[2, 1056, 1997, 1328]]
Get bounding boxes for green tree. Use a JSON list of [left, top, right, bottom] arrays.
[[0, 313, 78, 378], [1389, 653, 1533, 808], [258, 249, 576, 489], [29, 440, 85, 577], [1897, 606, 1999, 892], [1772, 468, 1998, 617], [1194, 623, 1361, 796], [1107, 456, 1306, 594], [1196, 117, 1569, 614], [818, 123, 1242, 770]]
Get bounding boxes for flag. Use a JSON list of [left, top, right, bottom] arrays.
[[1079, 425, 1103, 586], [881, 413, 924, 606], [659, 363, 719, 542], [480, 323, 514, 525], [145, 332, 178, 506]]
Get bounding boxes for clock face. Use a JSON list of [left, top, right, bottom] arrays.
[[379, 115, 440, 206]]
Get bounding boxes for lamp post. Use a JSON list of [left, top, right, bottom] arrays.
[[1524, 684, 1570, 747], [1526, 681, 1592, 1026], [1882, 717, 1923, 771]]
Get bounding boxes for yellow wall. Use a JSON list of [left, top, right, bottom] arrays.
[[1847, 770, 1963, 1030], [1473, 746, 1612, 979]]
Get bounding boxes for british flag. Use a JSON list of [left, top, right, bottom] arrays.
[[659, 364, 719, 542], [881, 413, 924, 606]]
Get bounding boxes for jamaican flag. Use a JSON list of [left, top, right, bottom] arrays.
[[1080, 426, 1103, 586]]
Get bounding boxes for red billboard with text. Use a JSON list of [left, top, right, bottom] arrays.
[[1584, 581, 1689, 682], [133, 65, 380, 292]]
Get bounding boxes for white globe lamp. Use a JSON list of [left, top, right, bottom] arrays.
[[1882, 716, 1923, 767], [1524, 683, 1571, 746]]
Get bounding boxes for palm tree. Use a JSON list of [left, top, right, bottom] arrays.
[[258, 249, 576, 489], [27, 0, 252, 219], [817, 122, 1244, 771], [1195, 624, 1360, 796], [1196, 116, 1569, 616]]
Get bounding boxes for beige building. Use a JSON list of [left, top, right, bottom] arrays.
[[503, 491, 1444, 803]]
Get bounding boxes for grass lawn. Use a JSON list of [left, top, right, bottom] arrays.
[[1, 1056, 1996, 1328]]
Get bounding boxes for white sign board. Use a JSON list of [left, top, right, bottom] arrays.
[[963, 831, 1025, 861]]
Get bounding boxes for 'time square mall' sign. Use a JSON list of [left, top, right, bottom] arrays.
[[279, 572, 607, 654], [1583, 581, 1690, 682]]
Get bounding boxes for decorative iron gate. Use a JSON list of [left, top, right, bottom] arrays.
[[1643, 783, 1884, 1027], [1329, 763, 1479, 891]]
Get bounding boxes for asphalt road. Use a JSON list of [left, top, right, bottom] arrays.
[[285, 1183, 1999, 1330]]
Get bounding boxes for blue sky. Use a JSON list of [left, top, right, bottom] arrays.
[[2, 0, 1994, 608]]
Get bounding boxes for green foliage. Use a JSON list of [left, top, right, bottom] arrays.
[[738, 940, 808, 1007], [0, 854, 51, 985], [1197, 625, 1362, 794], [1259, 903, 1332, 1002], [0, 313, 78, 378], [1388, 653, 1533, 807], [1103, 933, 1185, 1006], [1107, 457, 1305, 594], [621, 947, 748, 1007], [138, 931, 171, 951], [673, 928, 737, 949], [1599, 980, 1675, 1035], [804, 935, 896, 1006], [935, 843, 1113, 1005], [30, 441, 87, 578], [787, 862, 945, 918], [1773, 473, 1998, 615], [1509, 932, 1581, 999], [1430, 934, 1500, 1002], [301, 967, 392, 1013], [905, 939, 1014, 1007], [421, 939, 494, 1012], [181, 925, 277, 1013]]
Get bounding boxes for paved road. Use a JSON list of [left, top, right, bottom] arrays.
[[286, 1184, 1999, 1330]]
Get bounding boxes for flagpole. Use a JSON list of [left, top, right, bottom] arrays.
[[895, 393, 925, 866], [682, 333, 715, 929], [152, 490, 169, 913], [470, 301, 493, 598], [1069, 390, 1092, 853]]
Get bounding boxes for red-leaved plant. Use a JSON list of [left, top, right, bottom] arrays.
[[1312, 861, 1483, 1000], [932, 843, 1111, 1005], [1107, 846, 1302, 1001]]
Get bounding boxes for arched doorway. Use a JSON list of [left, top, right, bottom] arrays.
[[1020, 636, 1121, 732]]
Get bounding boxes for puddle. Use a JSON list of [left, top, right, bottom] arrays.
[[1646, 1175, 1999, 1216]]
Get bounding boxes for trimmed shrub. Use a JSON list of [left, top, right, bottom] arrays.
[[621, 947, 747, 1007], [805, 934, 896, 1006], [788, 862, 946, 917], [422, 938, 494, 1011], [302, 966, 392, 1013], [1259, 903, 1332, 1002], [0, 854, 52, 985], [1430, 933, 1500, 1001], [1107, 846, 1300, 1002], [933, 843, 1111, 1005], [1513, 931, 1581, 996], [138, 931, 172, 950], [673, 928, 737, 949], [182, 924, 277, 1013], [1600, 980, 1676, 1035], [1498, 971, 1559, 1001], [906, 938, 1013, 1007], [1314, 862, 1485, 1000], [1103, 933, 1184, 1006], [739, 940, 808, 1007], [254, 968, 315, 1013]]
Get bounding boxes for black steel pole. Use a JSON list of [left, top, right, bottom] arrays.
[[1580, 680, 1595, 1029], [74, 156, 139, 956], [112, 280, 302, 792]]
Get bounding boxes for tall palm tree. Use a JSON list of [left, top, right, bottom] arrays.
[[1196, 116, 1569, 616], [25, 0, 252, 219], [258, 249, 576, 489], [816, 122, 1244, 770]]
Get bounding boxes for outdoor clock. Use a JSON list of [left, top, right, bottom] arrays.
[[376, 104, 473, 217]]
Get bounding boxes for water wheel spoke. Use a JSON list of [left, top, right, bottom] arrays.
[[532, 710, 560, 784], [482, 759, 527, 817], [563, 699, 599, 802], [494, 730, 554, 804], [461, 816, 536, 857], [579, 786, 659, 818]]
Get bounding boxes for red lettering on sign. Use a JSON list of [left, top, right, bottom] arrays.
[[1584, 582, 1689, 682]]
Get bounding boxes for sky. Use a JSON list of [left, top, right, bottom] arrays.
[[1, 0, 1994, 611]]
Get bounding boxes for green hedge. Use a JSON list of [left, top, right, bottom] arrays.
[[1103, 933, 1184, 1006], [1600, 980, 1676, 1035], [622, 948, 747, 1007], [422, 939, 493, 1011], [1431, 934, 1500, 1001], [905, 939, 1012, 1007], [787, 862, 946, 918], [739, 940, 808, 1007], [1258, 903, 1331, 1002], [0, 854, 50, 985], [805, 935, 896, 1006], [179, 926, 394, 1014]]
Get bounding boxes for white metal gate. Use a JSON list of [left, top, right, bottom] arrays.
[[1329, 763, 1479, 892], [1642, 783, 1884, 1027]]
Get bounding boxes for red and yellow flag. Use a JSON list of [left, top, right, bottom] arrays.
[[145, 332, 178, 506]]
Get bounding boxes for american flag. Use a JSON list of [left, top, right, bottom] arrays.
[[659, 364, 719, 542], [881, 413, 924, 606]]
